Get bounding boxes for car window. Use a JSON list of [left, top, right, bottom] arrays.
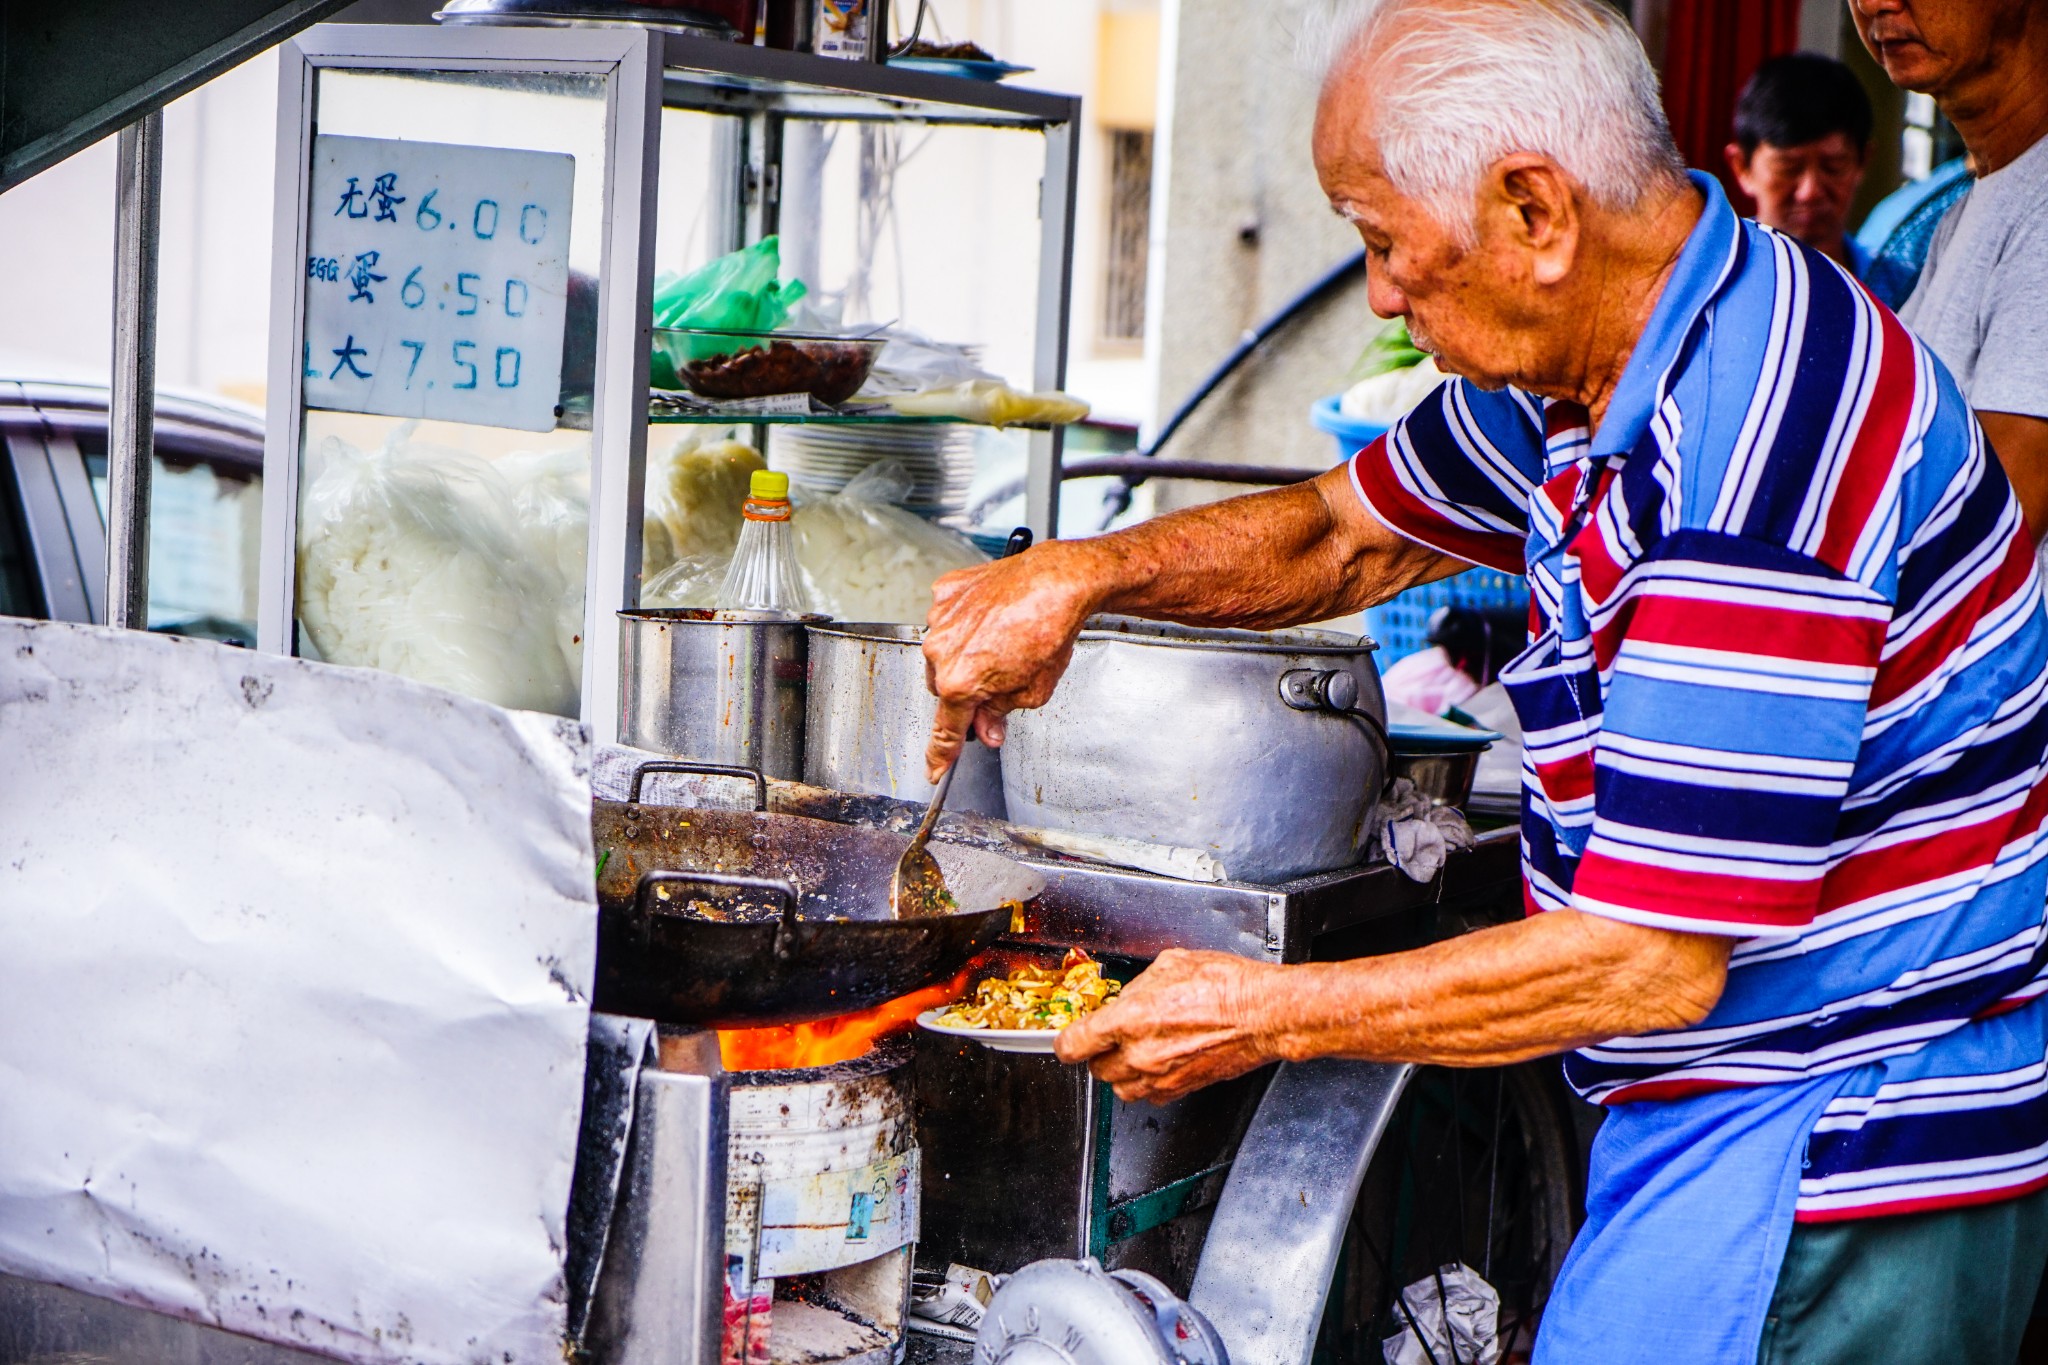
[[81, 439, 262, 647], [0, 462, 40, 618]]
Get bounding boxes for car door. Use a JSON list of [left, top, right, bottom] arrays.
[[0, 379, 104, 623]]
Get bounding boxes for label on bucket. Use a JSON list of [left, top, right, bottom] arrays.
[[744, 1148, 920, 1278]]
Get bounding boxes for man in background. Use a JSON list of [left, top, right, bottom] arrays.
[[1725, 52, 1872, 275], [1852, 0, 2048, 543]]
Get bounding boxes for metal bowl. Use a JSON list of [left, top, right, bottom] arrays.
[[1390, 749, 1482, 809]]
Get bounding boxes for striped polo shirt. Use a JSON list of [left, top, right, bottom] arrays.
[[1350, 173, 2048, 1221]]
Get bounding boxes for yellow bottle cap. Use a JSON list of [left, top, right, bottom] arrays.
[[750, 469, 790, 500]]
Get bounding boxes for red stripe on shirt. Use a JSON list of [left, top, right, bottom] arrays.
[[1793, 1169, 2048, 1224], [1874, 529, 2039, 708], [1818, 776, 2048, 915], [1622, 593, 1888, 668], [1575, 849, 1825, 931], [1814, 306, 1916, 573], [1348, 434, 1526, 572]]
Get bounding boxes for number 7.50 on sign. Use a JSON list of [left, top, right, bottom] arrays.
[[302, 134, 575, 433]]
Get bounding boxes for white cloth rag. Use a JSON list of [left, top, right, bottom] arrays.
[[1372, 777, 1477, 882]]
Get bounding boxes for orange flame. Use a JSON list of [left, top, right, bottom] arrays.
[[718, 969, 972, 1071]]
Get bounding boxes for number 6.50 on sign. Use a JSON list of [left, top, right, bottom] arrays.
[[302, 134, 574, 433]]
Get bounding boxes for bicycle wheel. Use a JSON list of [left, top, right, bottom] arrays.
[[1314, 1061, 1585, 1364]]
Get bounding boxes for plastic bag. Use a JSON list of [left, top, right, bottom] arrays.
[[1340, 356, 1446, 425], [641, 460, 989, 623], [1382, 1263, 1500, 1365], [642, 549, 733, 611], [498, 447, 592, 683], [296, 425, 580, 716], [641, 433, 763, 580], [886, 379, 1089, 429], [650, 237, 808, 385], [856, 330, 1000, 398], [790, 462, 987, 622]]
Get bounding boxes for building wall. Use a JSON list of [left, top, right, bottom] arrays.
[[1140, 0, 1375, 515], [0, 49, 281, 403]]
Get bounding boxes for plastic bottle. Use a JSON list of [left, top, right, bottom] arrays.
[[716, 469, 814, 614]]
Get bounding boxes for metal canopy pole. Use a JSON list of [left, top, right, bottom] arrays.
[[107, 110, 163, 631]]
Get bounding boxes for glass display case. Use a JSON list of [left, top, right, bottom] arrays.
[[258, 23, 1079, 740]]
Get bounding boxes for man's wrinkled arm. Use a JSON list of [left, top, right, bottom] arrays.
[[1261, 910, 1731, 1066], [1057, 909, 1734, 1103], [1066, 463, 1463, 630]]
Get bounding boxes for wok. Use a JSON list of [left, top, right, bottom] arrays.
[[591, 763, 1044, 1027]]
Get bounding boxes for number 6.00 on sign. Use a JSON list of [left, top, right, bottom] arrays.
[[303, 134, 574, 433]]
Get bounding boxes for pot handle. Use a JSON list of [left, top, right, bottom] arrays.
[[634, 869, 803, 959], [626, 759, 768, 811], [1278, 669, 1392, 758]]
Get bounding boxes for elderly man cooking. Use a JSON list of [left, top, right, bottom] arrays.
[[922, 1, 2048, 1361]]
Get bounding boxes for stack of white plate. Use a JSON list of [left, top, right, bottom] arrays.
[[771, 424, 978, 514]]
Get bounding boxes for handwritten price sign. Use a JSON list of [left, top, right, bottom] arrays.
[[302, 134, 574, 433]]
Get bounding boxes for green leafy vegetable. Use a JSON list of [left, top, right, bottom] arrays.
[[1349, 317, 1428, 384]]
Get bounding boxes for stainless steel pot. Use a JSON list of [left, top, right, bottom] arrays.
[[618, 608, 827, 780], [803, 622, 1007, 818], [1000, 618, 1389, 885]]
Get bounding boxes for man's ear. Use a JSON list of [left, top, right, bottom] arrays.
[[1487, 155, 1578, 287], [1725, 141, 1750, 178]]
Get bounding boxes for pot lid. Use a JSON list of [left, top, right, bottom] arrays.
[[1076, 615, 1377, 656]]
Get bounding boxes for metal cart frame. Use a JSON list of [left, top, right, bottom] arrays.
[[255, 24, 1080, 741]]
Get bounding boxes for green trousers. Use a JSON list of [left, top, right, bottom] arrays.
[[1755, 1185, 2048, 1365]]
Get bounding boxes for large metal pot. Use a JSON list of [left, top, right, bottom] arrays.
[[618, 608, 827, 780], [804, 622, 1007, 818], [1000, 618, 1389, 885]]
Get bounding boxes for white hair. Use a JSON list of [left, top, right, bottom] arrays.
[[1306, 0, 1686, 241]]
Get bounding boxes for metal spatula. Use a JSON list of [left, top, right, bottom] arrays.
[[889, 755, 959, 918]]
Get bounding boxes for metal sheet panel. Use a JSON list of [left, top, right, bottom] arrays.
[[0, 618, 598, 1365], [0, 0, 357, 191]]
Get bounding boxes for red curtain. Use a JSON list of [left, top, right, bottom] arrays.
[[1659, 0, 1803, 213]]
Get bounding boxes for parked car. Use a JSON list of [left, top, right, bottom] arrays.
[[0, 379, 263, 645]]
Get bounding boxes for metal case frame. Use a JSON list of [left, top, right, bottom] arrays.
[[258, 25, 1080, 742]]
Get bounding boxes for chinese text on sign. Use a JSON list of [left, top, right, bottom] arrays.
[[304, 134, 574, 433]]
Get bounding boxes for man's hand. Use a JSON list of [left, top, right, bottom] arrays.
[[1053, 910, 1733, 1103], [921, 541, 1104, 781], [1054, 949, 1282, 1104]]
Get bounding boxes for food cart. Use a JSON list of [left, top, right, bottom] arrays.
[[0, 15, 1551, 1365]]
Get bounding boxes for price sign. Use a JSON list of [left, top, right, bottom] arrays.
[[302, 134, 575, 433]]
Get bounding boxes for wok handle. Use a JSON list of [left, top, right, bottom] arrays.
[[626, 759, 768, 811], [634, 870, 803, 960]]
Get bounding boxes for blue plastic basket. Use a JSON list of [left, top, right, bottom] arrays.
[[1310, 394, 1528, 662], [1363, 569, 1528, 663], [1310, 394, 1389, 457]]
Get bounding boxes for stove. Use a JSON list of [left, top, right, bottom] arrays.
[[721, 1035, 919, 1365]]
